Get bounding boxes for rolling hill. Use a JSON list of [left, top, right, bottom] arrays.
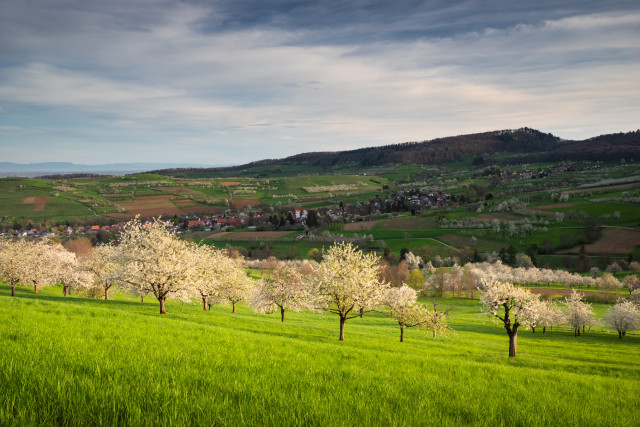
[[148, 128, 640, 177]]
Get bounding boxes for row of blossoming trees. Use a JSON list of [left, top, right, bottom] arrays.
[[0, 219, 451, 342], [1, 218, 638, 355]]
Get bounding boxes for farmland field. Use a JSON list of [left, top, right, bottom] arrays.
[[115, 196, 183, 216], [231, 199, 263, 209], [21, 196, 47, 211], [209, 231, 296, 240], [343, 220, 380, 231], [559, 227, 640, 254], [377, 216, 437, 230], [1, 283, 638, 426]]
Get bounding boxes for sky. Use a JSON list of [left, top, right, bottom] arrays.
[[0, 0, 639, 165]]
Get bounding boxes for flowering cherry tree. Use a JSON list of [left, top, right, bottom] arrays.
[[117, 218, 195, 314], [310, 242, 388, 341], [384, 285, 451, 341], [537, 300, 565, 334], [564, 290, 595, 336], [604, 300, 639, 339], [0, 239, 29, 297], [189, 245, 227, 311], [521, 296, 545, 333], [82, 244, 120, 300], [22, 240, 57, 294], [480, 279, 536, 357], [216, 260, 253, 313], [48, 244, 93, 296], [250, 265, 312, 322], [384, 285, 422, 342]]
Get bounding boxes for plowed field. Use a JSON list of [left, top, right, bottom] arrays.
[[116, 196, 182, 216], [231, 199, 262, 209], [22, 196, 47, 211]]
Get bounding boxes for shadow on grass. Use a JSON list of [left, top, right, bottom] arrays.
[[0, 284, 161, 315]]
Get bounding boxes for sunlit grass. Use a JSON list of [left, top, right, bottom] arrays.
[[1, 283, 639, 425]]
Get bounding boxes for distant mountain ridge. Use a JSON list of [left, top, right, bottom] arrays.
[[149, 128, 640, 176], [0, 162, 220, 177]]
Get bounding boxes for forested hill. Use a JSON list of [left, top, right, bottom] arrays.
[[149, 128, 640, 176]]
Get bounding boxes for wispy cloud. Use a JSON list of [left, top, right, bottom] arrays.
[[0, 1, 638, 163]]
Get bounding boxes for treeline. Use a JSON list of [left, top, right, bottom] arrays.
[[148, 128, 564, 175], [146, 128, 640, 176], [510, 130, 640, 164]]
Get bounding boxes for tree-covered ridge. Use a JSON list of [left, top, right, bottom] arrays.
[[147, 128, 640, 177]]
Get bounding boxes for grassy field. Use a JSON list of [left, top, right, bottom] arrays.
[[1, 282, 639, 426]]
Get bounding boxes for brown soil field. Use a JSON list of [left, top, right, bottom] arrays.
[[477, 213, 523, 221], [116, 196, 183, 216], [231, 199, 263, 209], [558, 227, 640, 254], [378, 217, 436, 230], [212, 231, 295, 240], [22, 196, 46, 211], [530, 203, 574, 210], [173, 199, 196, 206], [220, 182, 242, 187], [344, 220, 380, 231]]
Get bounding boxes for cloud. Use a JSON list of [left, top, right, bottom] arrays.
[[0, 1, 639, 163]]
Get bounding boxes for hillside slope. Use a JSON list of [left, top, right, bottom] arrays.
[[148, 128, 640, 177]]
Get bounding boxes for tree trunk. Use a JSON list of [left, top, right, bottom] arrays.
[[542, 326, 546, 334], [339, 316, 346, 341], [619, 331, 622, 339], [280, 306, 285, 322], [508, 331, 517, 357], [532, 326, 535, 334], [34, 284, 38, 294], [232, 302, 236, 313], [159, 296, 166, 314], [11, 283, 15, 297], [141, 295, 145, 303], [359, 307, 364, 318], [104, 287, 109, 300], [433, 328, 436, 338], [63, 285, 69, 297], [202, 296, 208, 311], [400, 326, 404, 342]]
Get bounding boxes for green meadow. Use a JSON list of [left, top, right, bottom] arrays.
[[1, 283, 638, 426]]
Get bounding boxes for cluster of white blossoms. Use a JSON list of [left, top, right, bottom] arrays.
[[0, 237, 89, 297], [479, 279, 640, 357], [3, 227, 638, 346]]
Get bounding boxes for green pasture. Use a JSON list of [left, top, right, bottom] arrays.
[[276, 175, 384, 197], [378, 164, 424, 180], [1, 283, 638, 426], [0, 179, 97, 222]]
